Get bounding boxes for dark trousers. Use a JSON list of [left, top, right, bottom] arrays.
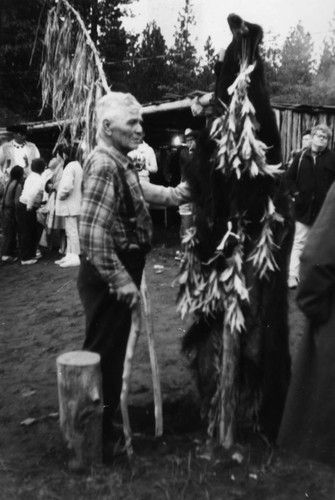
[[1, 207, 18, 257], [77, 251, 145, 427], [16, 202, 39, 261]]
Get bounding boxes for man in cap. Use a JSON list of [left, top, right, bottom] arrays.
[[175, 128, 198, 259], [0, 124, 40, 179]]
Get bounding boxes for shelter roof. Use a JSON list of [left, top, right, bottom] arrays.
[[2, 93, 335, 150]]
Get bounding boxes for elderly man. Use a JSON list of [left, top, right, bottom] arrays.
[[286, 124, 335, 288], [78, 92, 189, 459]]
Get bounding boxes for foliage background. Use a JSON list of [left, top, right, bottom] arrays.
[[0, 0, 335, 125]]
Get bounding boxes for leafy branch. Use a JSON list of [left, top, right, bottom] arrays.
[[40, 0, 110, 154]]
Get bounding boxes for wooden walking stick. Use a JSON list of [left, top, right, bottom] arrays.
[[120, 272, 164, 460], [120, 300, 142, 460], [140, 272, 163, 437]]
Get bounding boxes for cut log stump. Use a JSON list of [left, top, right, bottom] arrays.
[[56, 350, 103, 471]]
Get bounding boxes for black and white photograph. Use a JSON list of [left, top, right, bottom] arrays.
[[1, 0, 335, 498]]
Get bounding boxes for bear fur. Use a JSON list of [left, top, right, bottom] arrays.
[[181, 14, 293, 442], [215, 13, 282, 166]]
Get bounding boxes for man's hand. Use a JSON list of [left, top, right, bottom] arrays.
[[115, 282, 140, 308]]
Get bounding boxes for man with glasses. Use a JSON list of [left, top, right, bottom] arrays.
[[286, 124, 335, 288]]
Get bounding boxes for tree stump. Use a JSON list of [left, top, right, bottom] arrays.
[[56, 350, 103, 471]]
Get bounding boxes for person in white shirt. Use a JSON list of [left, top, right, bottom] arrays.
[[17, 158, 45, 265], [128, 140, 158, 183], [0, 124, 40, 179], [36, 158, 60, 249], [54, 145, 83, 268]]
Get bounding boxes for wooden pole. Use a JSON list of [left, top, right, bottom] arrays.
[[218, 323, 240, 448], [56, 350, 103, 471], [140, 272, 163, 437], [120, 302, 142, 460]]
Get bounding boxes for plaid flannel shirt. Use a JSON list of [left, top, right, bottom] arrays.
[[79, 145, 152, 291]]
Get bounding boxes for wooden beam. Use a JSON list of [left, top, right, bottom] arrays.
[[26, 93, 215, 131]]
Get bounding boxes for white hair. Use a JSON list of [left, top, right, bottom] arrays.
[[95, 92, 142, 141], [311, 124, 332, 139]]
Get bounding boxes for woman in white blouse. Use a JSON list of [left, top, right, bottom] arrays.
[[54, 145, 83, 267]]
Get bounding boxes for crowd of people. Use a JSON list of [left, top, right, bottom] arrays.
[[1, 93, 335, 469], [0, 127, 83, 267]]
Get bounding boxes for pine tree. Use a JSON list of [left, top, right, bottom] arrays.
[[279, 22, 314, 87], [128, 21, 169, 103], [314, 13, 335, 104], [318, 39, 334, 80], [196, 36, 217, 92], [92, 0, 134, 90], [0, 0, 52, 120], [203, 36, 216, 68], [317, 13, 335, 80], [168, 0, 199, 96], [0, 0, 137, 121], [260, 33, 282, 94]]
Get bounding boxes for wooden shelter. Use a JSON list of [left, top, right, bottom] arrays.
[[2, 96, 335, 167], [274, 103, 335, 163]]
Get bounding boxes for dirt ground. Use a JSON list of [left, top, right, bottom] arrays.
[[0, 219, 335, 500]]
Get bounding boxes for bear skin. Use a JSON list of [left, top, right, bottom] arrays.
[[181, 14, 293, 442], [215, 13, 282, 166]]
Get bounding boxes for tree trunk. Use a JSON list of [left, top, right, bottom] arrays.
[[56, 350, 103, 471]]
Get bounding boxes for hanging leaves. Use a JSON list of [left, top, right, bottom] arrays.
[[248, 197, 285, 278], [178, 59, 283, 326], [210, 60, 283, 180], [40, 0, 110, 156], [177, 219, 249, 328], [177, 37, 286, 449]]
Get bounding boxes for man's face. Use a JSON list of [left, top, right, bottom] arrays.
[[13, 132, 26, 145], [311, 130, 329, 153], [109, 107, 143, 155], [186, 137, 196, 153], [302, 134, 311, 149]]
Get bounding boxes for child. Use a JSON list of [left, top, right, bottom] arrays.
[[17, 158, 46, 265]]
